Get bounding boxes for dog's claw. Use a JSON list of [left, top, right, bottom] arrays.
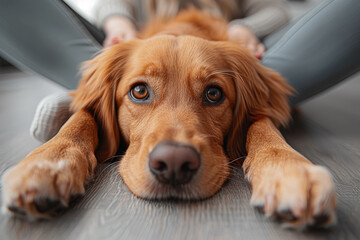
[[34, 198, 61, 213], [69, 194, 84, 203], [254, 205, 265, 214], [7, 205, 27, 216], [313, 213, 330, 227], [277, 209, 298, 222]]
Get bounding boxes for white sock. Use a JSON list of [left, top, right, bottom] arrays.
[[30, 92, 73, 142]]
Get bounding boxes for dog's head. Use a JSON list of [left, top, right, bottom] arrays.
[[71, 36, 292, 199]]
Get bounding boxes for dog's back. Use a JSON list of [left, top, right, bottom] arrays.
[[139, 8, 228, 41]]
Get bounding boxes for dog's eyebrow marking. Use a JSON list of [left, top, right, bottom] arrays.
[[144, 64, 163, 77], [189, 66, 210, 81], [189, 67, 233, 83]]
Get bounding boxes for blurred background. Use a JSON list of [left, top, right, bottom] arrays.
[[63, 0, 322, 22], [0, 1, 360, 239], [0, 0, 322, 69]]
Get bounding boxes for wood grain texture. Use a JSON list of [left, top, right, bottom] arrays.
[[0, 70, 359, 240]]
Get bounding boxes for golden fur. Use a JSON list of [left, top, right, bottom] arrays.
[[2, 10, 336, 228]]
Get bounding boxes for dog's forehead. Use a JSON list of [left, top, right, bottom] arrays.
[[128, 35, 227, 73]]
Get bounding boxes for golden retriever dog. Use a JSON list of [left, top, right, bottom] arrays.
[[2, 9, 336, 228]]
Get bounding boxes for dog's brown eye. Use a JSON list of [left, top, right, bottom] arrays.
[[130, 84, 149, 100], [204, 86, 224, 105]]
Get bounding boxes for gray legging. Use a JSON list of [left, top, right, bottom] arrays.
[[0, 0, 360, 107]]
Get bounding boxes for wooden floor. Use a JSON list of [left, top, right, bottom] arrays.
[[0, 69, 359, 240]]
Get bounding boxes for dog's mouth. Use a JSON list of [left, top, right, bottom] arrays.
[[119, 141, 230, 200], [138, 181, 205, 200]]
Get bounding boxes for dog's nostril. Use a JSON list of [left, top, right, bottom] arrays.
[[181, 161, 198, 172], [151, 160, 167, 172], [149, 142, 201, 185], [157, 161, 167, 171], [181, 162, 191, 172]]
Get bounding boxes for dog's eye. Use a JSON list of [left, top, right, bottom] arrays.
[[130, 83, 149, 101], [204, 86, 224, 105]]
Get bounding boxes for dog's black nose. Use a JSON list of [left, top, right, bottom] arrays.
[[149, 142, 200, 185]]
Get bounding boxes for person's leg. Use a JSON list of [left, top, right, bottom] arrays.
[[0, 0, 103, 89], [62, 1, 105, 45], [262, 0, 360, 106], [0, 0, 106, 141]]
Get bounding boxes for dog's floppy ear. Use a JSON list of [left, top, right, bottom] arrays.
[[217, 42, 294, 159], [70, 41, 136, 161]]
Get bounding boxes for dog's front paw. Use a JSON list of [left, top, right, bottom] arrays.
[[1, 159, 86, 220], [249, 164, 336, 229]]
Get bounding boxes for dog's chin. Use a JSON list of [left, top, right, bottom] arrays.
[[119, 168, 229, 201], [129, 183, 224, 201]]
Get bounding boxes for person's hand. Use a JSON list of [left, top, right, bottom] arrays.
[[228, 24, 265, 59], [103, 16, 137, 47]]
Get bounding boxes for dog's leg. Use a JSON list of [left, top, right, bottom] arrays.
[[2, 110, 98, 220], [243, 118, 336, 228]]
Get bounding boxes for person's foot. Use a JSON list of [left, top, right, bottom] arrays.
[[30, 92, 73, 142]]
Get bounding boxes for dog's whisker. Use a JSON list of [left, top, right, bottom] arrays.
[[95, 161, 120, 177], [104, 154, 125, 162], [95, 155, 125, 177], [217, 159, 243, 169], [224, 166, 240, 172], [228, 155, 247, 163], [216, 156, 247, 170]]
